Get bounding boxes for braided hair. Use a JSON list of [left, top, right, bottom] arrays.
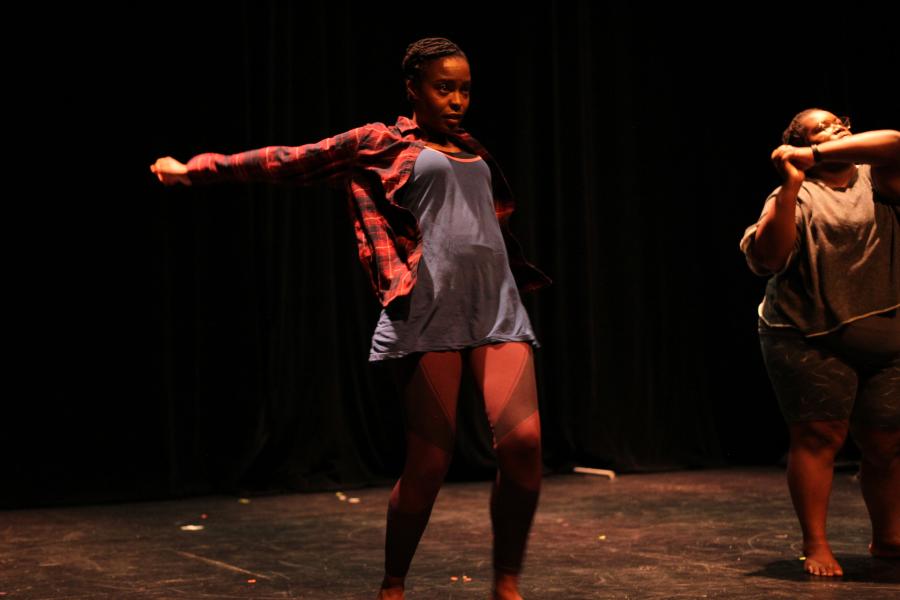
[[781, 108, 822, 147], [402, 38, 467, 99]]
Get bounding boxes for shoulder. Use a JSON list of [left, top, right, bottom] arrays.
[[351, 120, 393, 140], [351, 117, 421, 148], [453, 129, 489, 156], [764, 183, 813, 207], [852, 164, 873, 188], [868, 162, 900, 201]]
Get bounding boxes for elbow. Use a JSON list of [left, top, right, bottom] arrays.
[[874, 130, 900, 166], [758, 255, 788, 274], [749, 239, 790, 274], [890, 131, 900, 165], [751, 251, 783, 274]]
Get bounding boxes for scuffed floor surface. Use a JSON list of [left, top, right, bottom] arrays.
[[1, 468, 898, 599]]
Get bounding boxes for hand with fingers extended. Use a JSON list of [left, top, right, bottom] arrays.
[[150, 156, 192, 186]]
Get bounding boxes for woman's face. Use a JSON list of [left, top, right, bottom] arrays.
[[801, 110, 852, 145], [408, 55, 471, 137]]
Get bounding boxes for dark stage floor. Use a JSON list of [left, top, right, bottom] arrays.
[[2, 468, 898, 599]]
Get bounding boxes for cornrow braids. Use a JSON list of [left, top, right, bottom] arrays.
[[402, 37, 467, 90], [781, 108, 822, 147]]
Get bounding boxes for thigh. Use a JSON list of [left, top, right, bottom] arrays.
[[854, 352, 900, 429], [759, 330, 858, 423], [389, 351, 464, 453], [468, 342, 539, 445]]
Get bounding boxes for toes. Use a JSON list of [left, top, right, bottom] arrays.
[[804, 560, 836, 576], [807, 562, 842, 577], [804, 560, 818, 575]]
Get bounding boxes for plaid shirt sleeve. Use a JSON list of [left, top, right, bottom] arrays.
[[184, 127, 364, 186]]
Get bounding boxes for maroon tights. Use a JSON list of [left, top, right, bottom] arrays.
[[384, 341, 542, 578]]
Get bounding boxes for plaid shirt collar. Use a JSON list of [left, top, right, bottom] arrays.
[[393, 114, 476, 148]]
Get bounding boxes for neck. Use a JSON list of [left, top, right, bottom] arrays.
[[411, 113, 453, 145], [808, 162, 856, 188]]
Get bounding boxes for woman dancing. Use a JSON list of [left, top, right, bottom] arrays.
[[151, 37, 550, 599], [740, 108, 899, 576]]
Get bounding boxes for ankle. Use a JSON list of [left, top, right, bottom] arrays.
[[381, 574, 405, 590], [802, 539, 833, 553], [493, 570, 519, 589], [492, 571, 522, 599]]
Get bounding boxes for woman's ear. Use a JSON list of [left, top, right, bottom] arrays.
[[405, 79, 418, 102]]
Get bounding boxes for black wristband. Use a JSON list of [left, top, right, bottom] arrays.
[[811, 144, 823, 163]]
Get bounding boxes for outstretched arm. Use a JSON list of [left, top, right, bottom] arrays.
[[149, 127, 365, 187]]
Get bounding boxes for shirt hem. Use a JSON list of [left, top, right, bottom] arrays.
[[368, 335, 540, 362], [757, 301, 900, 337]]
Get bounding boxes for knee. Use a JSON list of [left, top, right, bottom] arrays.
[[403, 431, 455, 484], [424, 453, 453, 482], [409, 449, 453, 485], [853, 427, 900, 471], [496, 421, 542, 462], [495, 425, 542, 491], [789, 419, 849, 454], [395, 449, 453, 510]]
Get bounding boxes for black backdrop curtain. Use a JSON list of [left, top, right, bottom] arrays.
[[7, 2, 896, 508]]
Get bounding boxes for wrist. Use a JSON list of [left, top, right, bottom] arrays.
[[783, 173, 804, 191], [811, 144, 823, 163]]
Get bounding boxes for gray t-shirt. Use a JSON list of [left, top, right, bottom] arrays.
[[740, 164, 900, 336], [369, 146, 537, 361]]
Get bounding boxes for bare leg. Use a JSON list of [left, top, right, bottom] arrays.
[[852, 426, 900, 558], [787, 419, 850, 576], [471, 342, 542, 600]]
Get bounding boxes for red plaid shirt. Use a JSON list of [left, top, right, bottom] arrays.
[[185, 115, 551, 307]]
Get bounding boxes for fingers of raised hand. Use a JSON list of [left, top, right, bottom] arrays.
[[771, 145, 795, 162]]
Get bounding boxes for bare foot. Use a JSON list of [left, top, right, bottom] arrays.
[[491, 572, 523, 600], [377, 575, 404, 600], [802, 542, 843, 576], [869, 541, 900, 558]]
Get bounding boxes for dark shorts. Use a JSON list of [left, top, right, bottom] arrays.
[[758, 310, 900, 428]]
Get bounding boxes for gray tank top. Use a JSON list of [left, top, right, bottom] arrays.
[[369, 146, 537, 361]]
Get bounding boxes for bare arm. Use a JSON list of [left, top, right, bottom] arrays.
[[749, 146, 805, 273], [787, 130, 900, 199]]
